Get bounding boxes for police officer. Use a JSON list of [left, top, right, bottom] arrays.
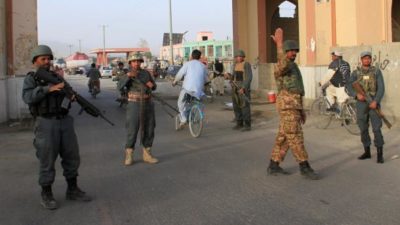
[[118, 52, 158, 166], [347, 51, 385, 163], [22, 45, 91, 210], [225, 50, 253, 131], [113, 62, 127, 81], [113, 62, 128, 102], [268, 28, 319, 180]]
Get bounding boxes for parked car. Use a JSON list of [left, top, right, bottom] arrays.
[[100, 66, 113, 78]]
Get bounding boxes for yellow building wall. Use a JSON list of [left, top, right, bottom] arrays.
[[245, 0, 259, 64], [315, 2, 332, 65], [235, 0, 248, 52], [336, 0, 358, 46], [356, 0, 384, 45], [297, 0, 307, 66]]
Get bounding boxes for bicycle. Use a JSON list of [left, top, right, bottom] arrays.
[[175, 94, 205, 138], [310, 87, 359, 135]]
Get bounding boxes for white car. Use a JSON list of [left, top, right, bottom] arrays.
[[100, 66, 113, 78]]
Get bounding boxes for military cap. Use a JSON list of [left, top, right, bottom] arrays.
[[128, 52, 144, 63], [360, 51, 372, 58], [283, 40, 299, 52], [234, 49, 246, 57], [31, 45, 54, 63]]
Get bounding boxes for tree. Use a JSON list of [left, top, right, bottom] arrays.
[[137, 38, 149, 48]]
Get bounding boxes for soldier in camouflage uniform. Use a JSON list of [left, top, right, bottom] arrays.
[[347, 51, 385, 163], [22, 45, 91, 210], [267, 28, 319, 180], [118, 53, 158, 166], [113, 62, 128, 102]]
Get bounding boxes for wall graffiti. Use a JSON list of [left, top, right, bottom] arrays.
[[372, 51, 390, 70]]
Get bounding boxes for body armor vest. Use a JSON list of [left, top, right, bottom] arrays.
[[276, 62, 305, 96], [29, 72, 69, 117], [233, 62, 246, 82], [126, 70, 152, 94], [355, 66, 377, 96]]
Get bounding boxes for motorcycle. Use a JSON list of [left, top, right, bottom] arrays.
[[90, 80, 100, 99]]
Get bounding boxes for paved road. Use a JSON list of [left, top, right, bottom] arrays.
[[1, 75, 399, 225]]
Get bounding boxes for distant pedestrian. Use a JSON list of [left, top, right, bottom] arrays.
[[267, 28, 319, 180], [347, 51, 385, 163], [212, 58, 225, 96], [22, 45, 91, 210]]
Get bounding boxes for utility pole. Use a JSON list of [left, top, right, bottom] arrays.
[[67, 44, 73, 55], [101, 25, 107, 66], [78, 39, 82, 52], [169, 0, 174, 65]]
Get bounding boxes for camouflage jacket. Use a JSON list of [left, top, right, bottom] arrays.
[[274, 49, 304, 110]]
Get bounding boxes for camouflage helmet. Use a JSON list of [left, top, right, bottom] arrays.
[[31, 45, 54, 63], [128, 52, 144, 63], [234, 49, 246, 57], [283, 40, 299, 52]]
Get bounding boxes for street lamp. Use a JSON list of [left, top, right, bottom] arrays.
[[101, 25, 108, 66], [67, 44, 73, 56], [169, 0, 174, 65], [78, 39, 82, 52]]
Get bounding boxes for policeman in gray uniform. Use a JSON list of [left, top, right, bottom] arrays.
[[22, 45, 91, 210], [118, 53, 158, 166], [347, 51, 385, 163], [225, 49, 253, 131]]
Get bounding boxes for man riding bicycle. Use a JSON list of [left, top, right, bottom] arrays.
[[320, 51, 351, 112], [172, 50, 209, 129]]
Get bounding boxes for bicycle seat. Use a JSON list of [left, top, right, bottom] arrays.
[[183, 93, 198, 103]]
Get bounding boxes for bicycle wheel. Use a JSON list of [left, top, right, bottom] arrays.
[[188, 104, 203, 138], [343, 102, 360, 135], [310, 97, 332, 129]]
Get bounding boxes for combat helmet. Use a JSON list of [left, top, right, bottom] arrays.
[[234, 49, 246, 57], [31, 45, 54, 63], [128, 52, 144, 63], [283, 40, 299, 52]]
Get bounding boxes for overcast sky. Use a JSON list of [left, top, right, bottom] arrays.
[[38, 0, 233, 58]]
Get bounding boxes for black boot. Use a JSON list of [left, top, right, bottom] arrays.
[[41, 185, 58, 210], [233, 120, 243, 130], [267, 160, 289, 176], [377, 147, 384, 164], [299, 161, 320, 180], [358, 146, 371, 160], [66, 178, 92, 202], [241, 121, 251, 132]]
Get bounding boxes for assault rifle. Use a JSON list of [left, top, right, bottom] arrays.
[[229, 80, 250, 104], [352, 82, 391, 129], [152, 94, 180, 118], [34, 67, 115, 126]]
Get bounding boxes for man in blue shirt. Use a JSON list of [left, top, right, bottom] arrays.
[[172, 50, 209, 128]]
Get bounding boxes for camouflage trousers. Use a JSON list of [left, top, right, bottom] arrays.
[[270, 109, 308, 162]]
